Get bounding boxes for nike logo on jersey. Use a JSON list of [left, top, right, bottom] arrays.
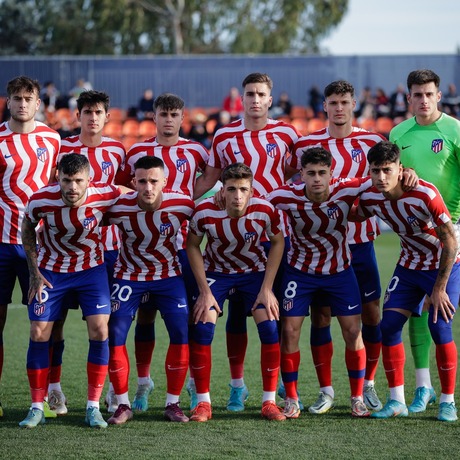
[[401, 145, 411, 150], [4, 154, 13, 158], [126, 229, 134, 233], [234, 151, 242, 155], [96, 304, 107, 309], [177, 303, 187, 308], [364, 290, 376, 297], [348, 304, 359, 310]]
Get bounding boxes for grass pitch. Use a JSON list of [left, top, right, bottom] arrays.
[[1, 232, 459, 459]]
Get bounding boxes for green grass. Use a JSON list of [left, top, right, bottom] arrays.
[[1, 232, 459, 459]]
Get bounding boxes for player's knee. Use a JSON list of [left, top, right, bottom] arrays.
[[191, 321, 215, 345], [428, 314, 453, 345], [164, 313, 189, 344], [257, 319, 279, 344], [136, 307, 156, 325], [361, 300, 381, 325], [380, 310, 407, 346], [311, 307, 332, 328]]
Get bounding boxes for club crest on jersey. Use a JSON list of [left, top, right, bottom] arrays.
[[283, 298, 293, 311], [266, 143, 277, 158], [244, 231, 257, 243], [351, 148, 364, 163], [102, 161, 114, 176], [83, 216, 97, 230], [431, 139, 443, 153], [176, 158, 188, 173], [160, 222, 173, 235], [407, 216, 419, 227], [36, 147, 49, 162], [34, 303, 46, 316], [111, 300, 120, 313], [327, 205, 340, 220]]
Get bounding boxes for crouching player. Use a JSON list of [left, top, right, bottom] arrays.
[[186, 163, 286, 422], [268, 147, 371, 418], [356, 141, 460, 422], [105, 156, 194, 424]]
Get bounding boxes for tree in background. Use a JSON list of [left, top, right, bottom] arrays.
[[0, 0, 348, 55]]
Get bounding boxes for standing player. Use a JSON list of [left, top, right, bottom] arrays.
[[115, 93, 209, 411], [193, 72, 300, 411], [19, 154, 121, 428], [289, 80, 416, 413], [389, 69, 460, 414], [357, 141, 459, 422], [269, 147, 371, 418], [186, 163, 285, 422], [48, 90, 126, 415], [106, 156, 194, 424], [0, 76, 60, 418]]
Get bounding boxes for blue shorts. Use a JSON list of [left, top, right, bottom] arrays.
[[193, 271, 266, 316], [0, 243, 29, 305], [280, 264, 362, 317], [28, 264, 111, 322], [350, 241, 381, 303], [383, 263, 460, 315], [110, 276, 189, 319], [62, 249, 119, 312]]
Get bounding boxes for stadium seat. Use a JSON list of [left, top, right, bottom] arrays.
[[109, 107, 125, 123], [375, 117, 394, 136], [138, 120, 157, 139], [359, 118, 376, 131], [122, 119, 140, 138], [103, 121, 123, 140], [307, 118, 328, 133], [291, 117, 310, 136], [291, 105, 308, 119]]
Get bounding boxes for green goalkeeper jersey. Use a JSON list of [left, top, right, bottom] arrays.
[[390, 113, 460, 222]]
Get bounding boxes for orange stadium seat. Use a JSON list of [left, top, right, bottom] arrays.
[[103, 121, 123, 140], [291, 117, 310, 136], [122, 119, 140, 138], [375, 117, 394, 136], [138, 120, 157, 139], [290, 105, 308, 119], [109, 107, 125, 123], [359, 118, 376, 131], [307, 118, 327, 133]]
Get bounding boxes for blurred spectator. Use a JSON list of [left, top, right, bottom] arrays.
[[222, 87, 244, 119], [308, 85, 323, 118], [68, 78, 93, 111], [374, 87, 390, 118], [188, 112, 210, 148], [213, 110, 231, 134], [270, 91, 293, 119], [355, 86, 375, 121], [389, 83, 409, 121], [40, 81, 60, 112], [137, 88, 155, 121], [442, 83, 460, 117]]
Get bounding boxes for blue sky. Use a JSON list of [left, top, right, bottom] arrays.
[[321, 0, 460, 55]]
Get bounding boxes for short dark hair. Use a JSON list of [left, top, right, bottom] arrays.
[[58, 153, 90, 175], [77, 90, 110, 113], [367, 141, 400, 166], [300, 147, 332, 168], [153, 93, 184, 112], [221, 163, 253, 184], [134, 155, 165, 171], [7, 75, 40, 98], [407, 69, 440, 91], [324, 80, 355, 98], [242, 73, 273, 91]]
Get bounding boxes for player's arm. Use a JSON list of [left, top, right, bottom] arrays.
[[21, 215, 53, 304], [114, 168, 135, 189], [284, 163, 299, 182], [186, 230, 221, 323], [252, 231, 285, 321], [193, 165, 222, 200], [431, 220, 458, 323]]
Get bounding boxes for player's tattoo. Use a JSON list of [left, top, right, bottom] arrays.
[[435, 221, 458, 284], [20, 217, 39, 273]]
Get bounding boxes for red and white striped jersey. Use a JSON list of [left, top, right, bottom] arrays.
[[116, 136, 209, 250], [0, 121, 60, 244], [106, 190, 195, 281], [189, 197, 281, 274], [59, 135, 126, 251], [290, 127, 385, 244], [116, 136, 209, 196], [359, 180, 454, 270], [25, 183, 121, 273], [209, 118, 301, 197], [268, 178, 371, 275]]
